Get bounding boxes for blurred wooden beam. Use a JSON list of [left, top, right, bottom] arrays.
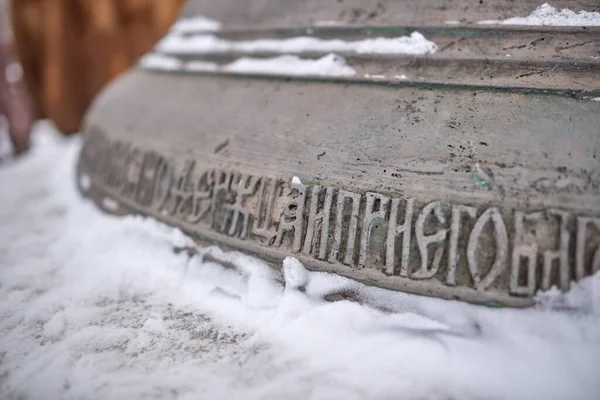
[[9, 0, 185, 134]]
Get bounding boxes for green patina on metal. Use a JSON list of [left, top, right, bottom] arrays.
[[473, 173, 491, 191]]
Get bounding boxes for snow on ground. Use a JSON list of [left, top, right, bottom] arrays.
[[1, 123, 599, 400], [478, 3, 600, 26]]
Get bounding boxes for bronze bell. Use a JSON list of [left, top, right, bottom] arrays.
[[77, 0, 600, 307]]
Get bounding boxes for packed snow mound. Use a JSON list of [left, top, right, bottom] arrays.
[[478, 3, 600, 26], [141, 53, 356, 77], [171, 15, 222, 33], [138, 53, 183, 71], [223, 54, 356, 77], [0, 123, 599, 399], [157, 31, 438, 55]]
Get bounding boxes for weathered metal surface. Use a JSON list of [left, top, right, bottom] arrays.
[[180, 0, 597, 29], [78, 1, 600, 307]]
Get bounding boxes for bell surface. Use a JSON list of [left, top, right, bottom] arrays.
[[77, 0, 600, 307]]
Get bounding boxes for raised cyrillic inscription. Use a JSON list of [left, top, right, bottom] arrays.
[[81, 131, 600, 304], [542, 209, 571, 291], [467, 207, 508, 291], [576, 217, 600, 281], [252, 178, 280, 242], [302, 186, 334, 260], [329, 190, 361, 266], [274, 181, 307, 253], [447, 205, 476, 286], [510, 211, 542, 296], [385, 197, 414, 277], [221, 173, 260, 238], [359, 192, 390, 268], [414, 201, 447, 280]]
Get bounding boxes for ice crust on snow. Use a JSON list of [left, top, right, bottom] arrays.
[[1, 123, 600, 399], [157, 31, 438, 55], [478, 3, 600, 26]]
